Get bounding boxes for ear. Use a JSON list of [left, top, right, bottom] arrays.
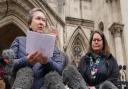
[[29, 25, 32, 29], [28, 25, 33, 31], [45, 19, 48, 27]]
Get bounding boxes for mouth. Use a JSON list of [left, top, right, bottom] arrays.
[[38, 26, 43, 29], [38, 26, 45, 31], [93, 46, 100, 48], [35, 27, 43, 33]]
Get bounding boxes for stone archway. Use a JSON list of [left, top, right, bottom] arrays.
[[66, 26, 89, 66], [0, 23, 25, 54], [0, 0, 65, 55]]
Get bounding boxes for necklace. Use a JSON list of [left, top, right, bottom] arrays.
[[89, 56, 100, 79]]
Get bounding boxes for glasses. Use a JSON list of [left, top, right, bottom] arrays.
[[92, 39, 102, 42]]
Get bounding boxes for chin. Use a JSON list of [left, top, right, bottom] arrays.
[[93, 48, 100, 51], [36, 30, 43, 33], [93, 49, 100, 52]]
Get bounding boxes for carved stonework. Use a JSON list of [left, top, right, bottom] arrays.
[[106, 0, 118, 3], [106, 0, 112, 3], [0, 1, 8, 19], [72, 36, 82, 59], [98, 21, 104, 31], [109, 23, 124, 37], [85, 0, 92, 2], [40, 0, 65, 26], [66, 17, 94, 27], [0, 0, 34, 25]]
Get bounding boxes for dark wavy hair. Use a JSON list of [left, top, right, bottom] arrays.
[[88, 30, 110, 57]]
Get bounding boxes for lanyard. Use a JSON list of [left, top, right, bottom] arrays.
[[89, 56, 101, 79]]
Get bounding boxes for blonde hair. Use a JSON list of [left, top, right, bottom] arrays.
[[28, 8, 47, 26]]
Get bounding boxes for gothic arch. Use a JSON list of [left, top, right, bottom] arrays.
[[0, 0, 35, 32], [0, 22, 25, 54], [0, 0, 65, 34], [66, 26, 89, 65], [0, 0, 33, 53], [0, 0, 65, 30], [0, 0, 65, 52], [0, 15, 27, 33]]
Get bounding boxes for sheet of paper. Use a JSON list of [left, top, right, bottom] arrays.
[[26, 31, 56, 57]]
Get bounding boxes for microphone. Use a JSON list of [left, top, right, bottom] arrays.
[[44, 71, 66, 89], [0, 56, 5, 79], [99, 81, 118, 89], [2, 49, 16, 74], [11, 67, 34, 89], [62, 65, 88, 89], [0, 56, 6, 65], [2, 49, 16, 60], [2, 49, 16, 88]]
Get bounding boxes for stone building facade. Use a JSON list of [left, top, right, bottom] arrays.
[[0, 0, 128, 79]]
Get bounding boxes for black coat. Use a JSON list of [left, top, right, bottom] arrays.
[[78, 52, 119, 87]]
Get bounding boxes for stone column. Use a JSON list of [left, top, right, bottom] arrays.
[[112, 0, 119, 22], [120, 0, 128, 79], [109, 23, 124, 65]]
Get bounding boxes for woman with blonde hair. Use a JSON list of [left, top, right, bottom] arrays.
[[10, 8, 65, 89]]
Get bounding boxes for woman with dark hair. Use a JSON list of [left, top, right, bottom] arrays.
[[78, 30, 119, 89]]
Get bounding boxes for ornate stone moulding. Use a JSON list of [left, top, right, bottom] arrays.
[[66, 17, 94, 27], [109, 22, 124, 37]]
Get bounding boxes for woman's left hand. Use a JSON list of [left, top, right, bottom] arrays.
[[30, 50, 48, 64], [36, 51, 48, 64], [48, 26, 58, 36]]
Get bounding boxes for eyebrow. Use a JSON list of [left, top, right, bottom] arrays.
[[34, 16, 46, 19]]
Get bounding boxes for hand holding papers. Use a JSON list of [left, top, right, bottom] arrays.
[[26, 31, 56, 57]]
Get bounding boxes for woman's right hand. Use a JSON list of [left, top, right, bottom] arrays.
[[27, 51, 48, 64], [27, 51, 38, 64]]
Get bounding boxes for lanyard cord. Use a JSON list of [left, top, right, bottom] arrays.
[[90, 56, 100, 70], [89, 56, 101, 79]]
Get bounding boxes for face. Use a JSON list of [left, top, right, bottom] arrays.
[[30, 11, 46, 33], [91, 33, 103, 54]]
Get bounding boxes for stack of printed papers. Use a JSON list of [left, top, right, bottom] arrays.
[[26, 31, 56, 57]]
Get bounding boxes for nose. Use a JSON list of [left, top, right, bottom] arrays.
[[38, 18, 45, 26], [94, 40, 99, 44], [39, 20, 44, 25], [95, 40, 98, 43]]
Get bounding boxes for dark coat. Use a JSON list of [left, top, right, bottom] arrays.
[[78, 52, 119, 88]]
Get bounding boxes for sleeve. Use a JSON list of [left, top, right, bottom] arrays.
[[10, 37, 29, 75], [106, 56, 120, 85], [96, 58, 119, 89], [40, 48, 66, 75], [78, 56, 86, 77]]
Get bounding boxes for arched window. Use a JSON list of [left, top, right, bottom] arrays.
[[98, 21, 104, 31]]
